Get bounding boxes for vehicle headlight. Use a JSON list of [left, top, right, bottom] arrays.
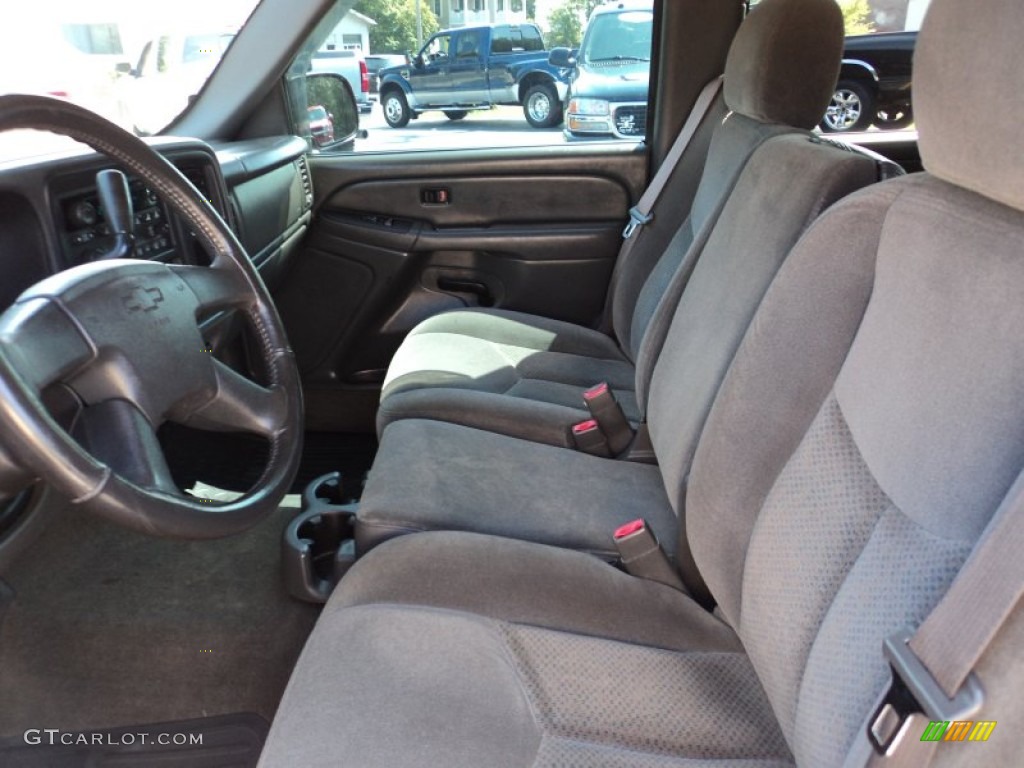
[[568, 98, 610, 116]]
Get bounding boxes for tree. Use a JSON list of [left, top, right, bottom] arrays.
[[354, 0, 439, 55], [839, 0, 875, 36], [545, 0, 601, 49]]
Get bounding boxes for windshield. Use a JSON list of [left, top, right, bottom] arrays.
[[0, 0, 260, 147], [582, 10, 654, 64]]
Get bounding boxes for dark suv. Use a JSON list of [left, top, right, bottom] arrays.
[[551, 1, 654, 140], [821, 31, 917, 132]]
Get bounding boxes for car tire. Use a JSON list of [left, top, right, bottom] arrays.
[[382, 90, 411, 128], [820, 80, 875, 133], [523, 83, 561, 129], [444, 110, 468, 121]]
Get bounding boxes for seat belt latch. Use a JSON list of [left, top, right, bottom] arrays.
[[622, 206, 653, 239], [571, 419, 611, 458], [583, 382, 634, 455], [613, 518, 686, 591], [865, 628, 984, 757]]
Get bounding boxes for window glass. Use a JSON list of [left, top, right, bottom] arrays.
[[289, 1, 656, 153], [0, 0, 260, 140]]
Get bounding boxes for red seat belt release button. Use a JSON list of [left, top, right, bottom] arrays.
[[583, 382, 634, 456], [613, 518, 687, 592], [571, 419, 611, 458]]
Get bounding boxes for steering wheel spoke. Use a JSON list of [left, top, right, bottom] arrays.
[[0, 298, 94, 391], [179, 358, 289, 438], [72, 399, 180, 497], [171, 264, 253, 315]]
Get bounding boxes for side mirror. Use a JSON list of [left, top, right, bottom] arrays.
[[304, 73, 359, 149], [548, 47, 576, 68], [114, 61, 134, 76], [414, 53, 425, 68]]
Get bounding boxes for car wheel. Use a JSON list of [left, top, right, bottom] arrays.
[[820, 80, 875, 132], [382, 90, 410, 128], [444, 110, 468, 121], [874, 107, 914, 131], [523, 83, 561, 129]]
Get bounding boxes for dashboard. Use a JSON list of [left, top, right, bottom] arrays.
[[0, 132, 313, 566], [0, 134, 312, 312]]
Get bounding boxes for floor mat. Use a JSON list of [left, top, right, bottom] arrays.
[[0, 712, 267, 767], [0, 504, 318, 737]]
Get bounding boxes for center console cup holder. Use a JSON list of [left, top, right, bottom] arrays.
[[282, 471, 361, 603]]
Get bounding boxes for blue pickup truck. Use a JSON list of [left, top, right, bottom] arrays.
[[377, 23, 569, 129]]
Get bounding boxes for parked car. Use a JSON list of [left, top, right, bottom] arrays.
[[309, 49, 372, 114], [553, 1, 654, 140], [821, 31, 917, 132], [116, 30, 236, 135], [306, 104, 335, 146], [376, 23, 568, 128], [365, 53, 407, 95]]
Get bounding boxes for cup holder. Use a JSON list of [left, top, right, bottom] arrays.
[[282, 471, 360, 603]]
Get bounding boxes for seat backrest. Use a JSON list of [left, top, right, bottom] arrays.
[[683, 0, 1024, 763], [610, 0, 845, 364]]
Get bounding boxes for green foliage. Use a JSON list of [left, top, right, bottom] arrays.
[[545, 0, 601, 49], [354, 0, 439, 55], [839, 0, 875, 35]]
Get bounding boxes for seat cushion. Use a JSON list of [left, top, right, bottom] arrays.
[[356, 419, 676, 558], [259, 533, 791, 768], [258, 604, 793, 768], [377, 308, 639, 447], [335, 531, 742, 653]]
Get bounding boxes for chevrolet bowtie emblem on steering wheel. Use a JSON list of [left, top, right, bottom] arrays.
[[121, 286, 165, 313]]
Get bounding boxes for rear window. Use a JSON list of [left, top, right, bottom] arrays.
[[520, 25, 543, 52]]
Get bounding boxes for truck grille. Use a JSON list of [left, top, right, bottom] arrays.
[[612, 104, 647, 138]]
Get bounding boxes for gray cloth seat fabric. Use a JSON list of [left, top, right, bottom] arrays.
[[261, 2, 1024, 766], [355, 418, 676, 558], [377, 0, 847, 447], [357, 129, 881, 557]]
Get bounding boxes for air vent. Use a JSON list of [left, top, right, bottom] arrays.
[[298, 156, 313, 211]]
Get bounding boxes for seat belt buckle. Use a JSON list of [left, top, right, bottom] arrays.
[[865, 627, 984, 756], [583, 382, 634, 455], [613, 518, 686, 591], [571, 419, 611, 458], [622, 206, 653, 239]]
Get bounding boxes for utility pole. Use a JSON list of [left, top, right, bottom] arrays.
[[416, 0, 423, 51]]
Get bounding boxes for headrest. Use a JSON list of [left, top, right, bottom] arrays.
[[916, 0, 1024, 210], [723, 0, 843, 129]]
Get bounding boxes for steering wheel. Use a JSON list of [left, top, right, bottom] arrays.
[[0, 95, 303, 538]]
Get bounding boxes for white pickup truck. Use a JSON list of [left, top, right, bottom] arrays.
[[309, 50, 372, 114]]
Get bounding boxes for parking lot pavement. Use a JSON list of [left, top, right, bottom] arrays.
[[353, 102, 566, 152]]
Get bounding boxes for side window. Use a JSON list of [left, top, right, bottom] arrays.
[[814, 0, 926, 136], [456, 30, 484, 58], [521, 25, 543, 52], [424, 33, 451, 62], [287, 0, 657, 153], [490, 26, 512, 54]]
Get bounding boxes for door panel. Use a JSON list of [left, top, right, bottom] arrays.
[[272, 146, 648, 432]]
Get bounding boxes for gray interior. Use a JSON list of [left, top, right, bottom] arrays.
[[259, 0, 1024, 765], [0, 0, 1018, 765], [374, 0, 851, 446]]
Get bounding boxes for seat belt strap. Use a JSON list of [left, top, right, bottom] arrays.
[[847, 467, 1024, 767], [622, 75, 724, 241], [600, 76, 724, 330]]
